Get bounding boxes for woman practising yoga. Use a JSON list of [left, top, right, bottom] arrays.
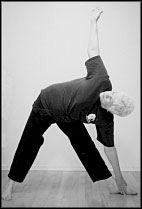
[[2, 7, 137, 201]]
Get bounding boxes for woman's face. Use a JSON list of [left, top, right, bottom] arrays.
[[100, 91, 134, 116], [100, 91, 117, 110]]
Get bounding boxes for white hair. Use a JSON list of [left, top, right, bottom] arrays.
[[110, 92, 135, 117]]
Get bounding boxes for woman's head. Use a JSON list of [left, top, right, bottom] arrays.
[[99, 91, 135, 117]]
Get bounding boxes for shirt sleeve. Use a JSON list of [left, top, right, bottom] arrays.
[[95, 107, 114, 147], [95, 121, 114, 147], [85, 56, 108, 79]]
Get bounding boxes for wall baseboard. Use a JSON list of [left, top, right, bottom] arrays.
[[2, 165, 140, 171]]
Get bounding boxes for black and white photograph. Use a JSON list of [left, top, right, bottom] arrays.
[[2, 1, 140, 207]]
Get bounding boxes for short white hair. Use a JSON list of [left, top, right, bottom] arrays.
[[110, 92, 135, 117]]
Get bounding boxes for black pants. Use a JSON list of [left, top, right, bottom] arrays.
[[8, 101, 112, 183]]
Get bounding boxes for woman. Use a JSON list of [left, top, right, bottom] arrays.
[[2, 7, 137, 201]]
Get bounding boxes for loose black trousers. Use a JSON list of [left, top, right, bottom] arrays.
[[8, 103, 112, 183]]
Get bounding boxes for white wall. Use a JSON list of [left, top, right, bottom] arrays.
[[2, 2, 140, 171]]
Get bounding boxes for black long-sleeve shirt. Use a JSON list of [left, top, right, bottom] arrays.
[[33, 56, 114, 147]]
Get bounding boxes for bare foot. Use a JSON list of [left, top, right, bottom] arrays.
[[2, 179, 14, 201], [2, 187, 12, 201]]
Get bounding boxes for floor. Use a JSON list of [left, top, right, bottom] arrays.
[[2, 170, 141, 208]]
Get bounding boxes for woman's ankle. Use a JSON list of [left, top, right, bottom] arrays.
[[7, 178, 15, 189]]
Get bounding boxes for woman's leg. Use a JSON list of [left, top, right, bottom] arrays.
[[2, 107, 54, 200], [57, 121, 112, 182], [8, 108, 54, 182]]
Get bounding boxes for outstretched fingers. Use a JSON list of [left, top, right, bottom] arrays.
[[91, 7, 103, 21]]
